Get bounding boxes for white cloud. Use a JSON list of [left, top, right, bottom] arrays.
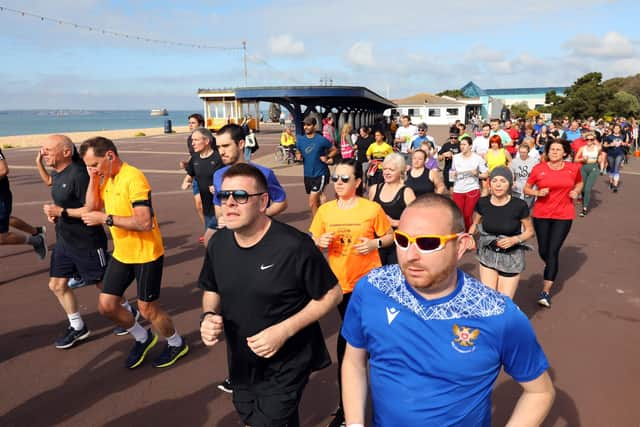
[[268, 34, 305, 56], [564, 32, 635, 58], [346, 42, 375, 67]]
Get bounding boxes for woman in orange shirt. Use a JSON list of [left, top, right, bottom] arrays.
[[309, 158, 393, 425]]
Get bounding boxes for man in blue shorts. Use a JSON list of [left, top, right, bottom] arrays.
[[341, 194, 555, 426], [0, 147, 47, 259], [296, 116, 337, 216]]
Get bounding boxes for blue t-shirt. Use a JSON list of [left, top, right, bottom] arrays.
[[564, 129, 581, 141], [296, 134, 332, 177], [605, 134, 626, 157], [411, 135, 428, 150], [342, 266, 549, 427], [212, 162, 286, 206]]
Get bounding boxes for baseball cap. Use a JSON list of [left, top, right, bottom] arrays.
[[418, 123, 428, 130]]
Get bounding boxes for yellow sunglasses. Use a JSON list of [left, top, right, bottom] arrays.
[[393, 230, 462, 253]]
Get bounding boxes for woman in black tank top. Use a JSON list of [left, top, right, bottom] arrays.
[[368, 153, 416, 265], [405, 149, 445, 196]]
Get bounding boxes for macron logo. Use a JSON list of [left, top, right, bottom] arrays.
[[386, 307, 399, 325], [260, 264, 274, 271]]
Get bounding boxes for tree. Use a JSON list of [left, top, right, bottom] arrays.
[[605, 91, 640, 117], [544, 72, 614, 119], [509, 101, 530, 119], [436, 89, 466, 98]]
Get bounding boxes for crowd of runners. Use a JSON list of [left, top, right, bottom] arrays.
[[0, 110, 636, 426]]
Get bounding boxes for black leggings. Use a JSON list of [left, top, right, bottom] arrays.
[[336, 292, 352, 410], [533, 218, 572, 282]]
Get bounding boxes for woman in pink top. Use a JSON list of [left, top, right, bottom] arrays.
[[340, 123, 355, 159]]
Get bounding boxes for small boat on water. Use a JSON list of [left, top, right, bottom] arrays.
[[150, 108, 168, 116]]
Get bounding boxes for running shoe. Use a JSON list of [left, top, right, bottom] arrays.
[[67, 276, 86, 289], [126, 329, 157, 369], [217, 378, 233, 393], [31, 233, 47, 260], [327, 407, 345, 427], [613, 185, 618, 193], [55, 325, 90, 349], [537, 291, 552, 308], [113, 305, 140, 336], [579, 208, 587, 217], [198, 236, 205, 244], [153, 340, 189, 368], [34, 226, 46, 235]]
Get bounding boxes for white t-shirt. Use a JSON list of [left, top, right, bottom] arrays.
[[510, 156, 539, 195], [451, 153, 488, 193], [395, 125, 418, 153], [472, 136, 490, 156]]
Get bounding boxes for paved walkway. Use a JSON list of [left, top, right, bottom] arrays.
[[1, 127, 639, 426]]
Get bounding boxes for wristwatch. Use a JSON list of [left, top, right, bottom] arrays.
[[61, 208, 69, 219], [376, 238, 383, 249], [105, 214, 114, 227]]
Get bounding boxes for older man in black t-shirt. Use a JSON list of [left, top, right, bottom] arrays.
[[199, 163, 341, 427]]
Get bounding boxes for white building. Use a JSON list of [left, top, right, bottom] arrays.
[[385, 93, 481, 126]]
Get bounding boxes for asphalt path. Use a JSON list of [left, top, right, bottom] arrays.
[[1, 124, 639, 426]]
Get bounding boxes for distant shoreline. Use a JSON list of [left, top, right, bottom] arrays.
[[0, 126, 190, 148]]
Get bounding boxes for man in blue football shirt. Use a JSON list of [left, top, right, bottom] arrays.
[[341, 193, 554, 426]]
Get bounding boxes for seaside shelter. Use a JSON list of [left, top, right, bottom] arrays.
[[197, 86, 395, 135]]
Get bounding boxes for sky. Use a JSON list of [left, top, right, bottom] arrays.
[[0, 0, 639, 110]]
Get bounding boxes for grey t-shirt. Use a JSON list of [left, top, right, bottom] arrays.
[[510, 156, 539, 195]]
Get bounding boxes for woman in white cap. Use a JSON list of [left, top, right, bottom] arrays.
[[468, 166, 534, 298]]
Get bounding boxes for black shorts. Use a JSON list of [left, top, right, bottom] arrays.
[[479, 262, 520, 278], [50, 240, 108, 284], [233, 384, 305, 427], [0, 194, 12, 233], [102, 255, 164, 302], [303, 173, 329, 194]]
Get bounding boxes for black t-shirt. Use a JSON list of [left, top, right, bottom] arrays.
[[51, 162, 108, 249], [474, 196, 529, 236], [198, 220, 337, 391], [0, 149, 10, 200], [406, 168, 435, 197], [438, 142, 461, 171], [355, 134, 374, 163], [186, 150, 223, 216]]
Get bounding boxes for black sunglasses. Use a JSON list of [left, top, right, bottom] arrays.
[[217, 190, 265, 204], [331, 175, 352, 183]]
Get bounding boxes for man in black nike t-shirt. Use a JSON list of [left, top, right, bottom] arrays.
[[199, 163, 341, 427]]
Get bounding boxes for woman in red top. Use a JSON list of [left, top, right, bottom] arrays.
[[524, 139, 583, 308]]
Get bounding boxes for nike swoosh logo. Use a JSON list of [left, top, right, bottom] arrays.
[[386, 307, 399, 325], [260, 264, 274, 270]]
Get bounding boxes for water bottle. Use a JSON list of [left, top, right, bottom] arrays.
[[449, 167, 457, 182]]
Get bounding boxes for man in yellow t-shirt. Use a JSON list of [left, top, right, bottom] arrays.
[[81, 137, 188, 370]]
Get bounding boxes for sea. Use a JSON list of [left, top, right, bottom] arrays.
[[0, 110, 195, 137]]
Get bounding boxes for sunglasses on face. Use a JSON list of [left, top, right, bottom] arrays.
[[217, 190, 265, 204], [331, 175, 352, 183], [586, 138, 595, 141], [394, 230, 462, 253]]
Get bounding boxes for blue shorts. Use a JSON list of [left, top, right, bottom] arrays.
[[50, 240, 109, 284], [0, 194, 12, 233], [192, 179, 200, 196]]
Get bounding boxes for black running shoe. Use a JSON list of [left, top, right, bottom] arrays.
[[31, 233, 47, 260], [153, 340, 189, 368], [613, 185, 618, 193], [55, 325, 90, 349], [126, 329, 157, 369], [217, 378, 233, 393], [113, 305, 140, 336]]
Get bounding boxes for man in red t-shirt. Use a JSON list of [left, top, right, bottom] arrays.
[[504, 120, 520, 156], [570, 126, 590, 157]]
